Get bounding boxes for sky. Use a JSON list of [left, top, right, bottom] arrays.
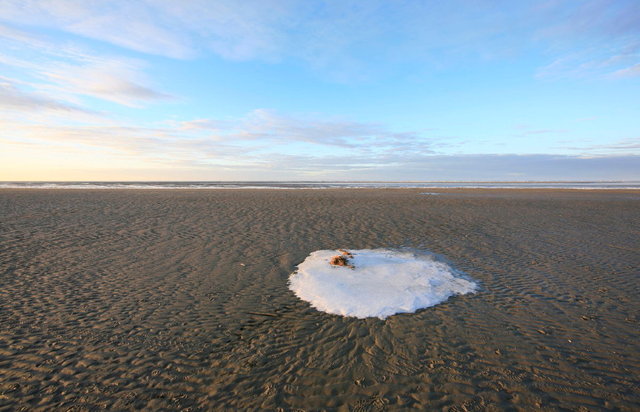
[[0, 0, 639, 181]]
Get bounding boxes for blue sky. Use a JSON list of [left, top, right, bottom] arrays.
[[0, 0, 638, 181]]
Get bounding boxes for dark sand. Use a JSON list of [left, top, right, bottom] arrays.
[[0, 189, 638, 410]]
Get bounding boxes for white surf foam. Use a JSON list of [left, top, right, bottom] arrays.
[[288, 249, 478, 319]]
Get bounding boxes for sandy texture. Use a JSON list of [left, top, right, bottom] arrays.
[[0, 189, 638, 410]]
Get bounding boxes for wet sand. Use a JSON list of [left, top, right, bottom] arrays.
[[0, 189, 638, 410]]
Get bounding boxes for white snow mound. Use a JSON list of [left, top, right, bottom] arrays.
[[288, 249, 477, 319]]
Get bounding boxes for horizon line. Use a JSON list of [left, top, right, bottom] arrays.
[[2, 180, 639, 184]]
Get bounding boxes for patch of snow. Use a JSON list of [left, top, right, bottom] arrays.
[[288, 249, 477, 319]]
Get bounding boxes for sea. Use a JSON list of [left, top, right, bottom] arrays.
[[1, 181, 639, 190]]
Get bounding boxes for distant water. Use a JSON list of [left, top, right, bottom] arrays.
[[1, 181, 639, 190]]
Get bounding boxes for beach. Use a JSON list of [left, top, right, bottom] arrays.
[[0, 188, 638, 410]]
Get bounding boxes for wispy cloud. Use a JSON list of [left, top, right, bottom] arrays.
[[537, 41, 640, 79], [3, 105, 638, 181], [0, 79, 91, 113], [38, 58, 173, 107], [0, 23, 173, 107], [561, 138, 640, 154], [0, 2, 638, 181], [1, 1, 638, 80], [611, 63, 640, 78], [179, 109, 426, 150], [0, 2, 194, 58], [534, 0, 640, 79], [0, 109, 432, 170]]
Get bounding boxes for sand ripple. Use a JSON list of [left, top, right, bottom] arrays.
[[0, 189, 638, 410]]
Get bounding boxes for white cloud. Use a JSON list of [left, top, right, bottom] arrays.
[[0, 79, 90, 113], [4, 105, 638, 181], [611, 63, 640, 78], [170, 109, 430, 158], [0, 1, 194, 58], [2, 0, 638, 80], [0, 23, 173, 107], [0, 2, 637, 181], [0, 0, 288, 60], [537, 40, 640, 79], [39, 58, 173, 107], [561, 138, 640, 153], [0, 108, 432, 173]]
